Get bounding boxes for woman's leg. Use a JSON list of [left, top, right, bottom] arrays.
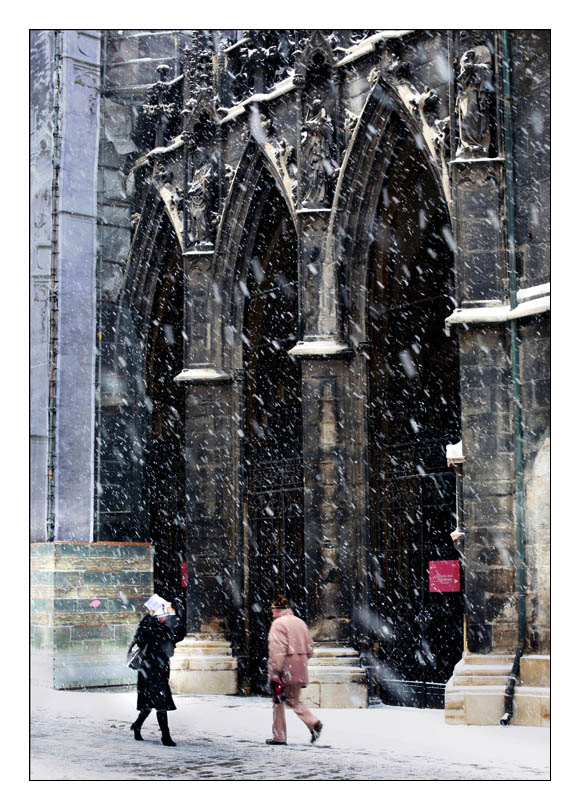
[[130, 709, 151, 740], [156, 710, 176, 746]]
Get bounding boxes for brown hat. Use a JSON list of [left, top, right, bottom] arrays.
[[270, 594, 290, 609]]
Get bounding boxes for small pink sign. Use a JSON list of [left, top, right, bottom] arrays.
[[429, 560, 460, 593], [180, 562, 188, 588], [90, 599, 102, 608]]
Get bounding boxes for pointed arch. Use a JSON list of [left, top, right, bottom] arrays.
[[116, 183, 183, 385], [211, 137, 298, 370], [324, 78, 452, 342]]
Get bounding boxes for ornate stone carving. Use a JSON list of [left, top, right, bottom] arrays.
[[224, 163, 236, 187], [294, 30, 338, 76], [455, 45, 493, 159], [151, 161, 185, 246], [344, 108, 360, 134], [382, 55, 412, 86], [271, 137, 297, 202], [301, 99, 335, 207], [187, 162, 213, 245], [143, 65, 177, 117], [183, 33, 214, 101]]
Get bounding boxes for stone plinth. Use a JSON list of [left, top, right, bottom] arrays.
[[169, 633, 238, 694], [302, 645, 368, 708], [445, 653, 550, 727], [30, 541, 154, 689]]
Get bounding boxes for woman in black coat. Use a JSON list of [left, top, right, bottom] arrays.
[[129, 594, 186, 746]]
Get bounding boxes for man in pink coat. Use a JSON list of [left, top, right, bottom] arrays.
[[265, 594, 323, 745]]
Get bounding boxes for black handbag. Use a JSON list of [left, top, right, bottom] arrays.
[[127, 643, 147, 671]]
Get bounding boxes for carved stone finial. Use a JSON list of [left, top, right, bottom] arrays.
[[156, 64, 171, 83]]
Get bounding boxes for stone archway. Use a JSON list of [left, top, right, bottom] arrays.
[[209, 143, 303, 691], [329, 79, 462, 707], [98, 186, 186, 606], [241, 184, 302, 692]]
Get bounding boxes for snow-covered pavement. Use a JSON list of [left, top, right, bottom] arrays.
[[30, 686, 549, 781]]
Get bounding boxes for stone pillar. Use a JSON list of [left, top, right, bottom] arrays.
[[288, 205, 367, 708], [172, 250, 238, 694], [444, 149, 549, 725], [292, 350, 367, 708], [54, 31, 101, 540], [451, 158, 516, 656], [175, 251, 229, 382]]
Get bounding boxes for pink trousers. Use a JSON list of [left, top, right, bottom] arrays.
[[272, 683, 319, 742]]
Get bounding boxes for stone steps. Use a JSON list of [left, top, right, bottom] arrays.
[[169, 633, 238, 695], [444, 653, 550, 726]]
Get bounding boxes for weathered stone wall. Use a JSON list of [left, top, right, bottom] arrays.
[[521, 316, 550, 653], [512, 31, 550, 654], [512, 30, 550, 291], [31, 542, 153, 688], [96, 31, 183, 542], [460, 326, 516, 654], [454, 30, 550, 656]]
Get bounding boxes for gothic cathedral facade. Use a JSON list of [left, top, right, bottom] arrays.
[[31, 30, 550, 725]]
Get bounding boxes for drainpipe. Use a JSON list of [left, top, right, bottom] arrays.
[[500, 28, 526, 726]]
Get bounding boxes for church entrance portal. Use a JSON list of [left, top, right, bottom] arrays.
[[242, 189, 303, 693], [367, 133, 463, 708], [144, 235, 186, 611]]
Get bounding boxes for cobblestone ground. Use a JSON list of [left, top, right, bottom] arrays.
[[30, 689, 550, 781]]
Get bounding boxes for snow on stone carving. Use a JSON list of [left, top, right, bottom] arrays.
[[301, 99, 334, 207], [455, 45, 493, 158], [188, 162, 212, 245]]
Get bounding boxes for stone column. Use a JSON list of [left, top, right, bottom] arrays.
[[54, 31, 101, 540], [444, 151, 549, 725], [289, 203, 367, 708], [171, 250, 238, 694], [451, 158, 516, 656]]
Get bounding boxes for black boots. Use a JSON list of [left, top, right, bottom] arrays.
[[130, 709, 176, 746], [131, 709, 151, 741], [157, 711, 176, 746]]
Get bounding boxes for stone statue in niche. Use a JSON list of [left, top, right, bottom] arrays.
[[301, 99, 334, 207], [455, 45, 494, 158], [187, 162, 212, 245]]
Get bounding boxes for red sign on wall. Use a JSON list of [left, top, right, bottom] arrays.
[[429, 560, 460, 593], [180, 562, 188, 588]]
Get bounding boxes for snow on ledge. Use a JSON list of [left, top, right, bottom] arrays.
[[336, 30, 415, 66], [288, 339, 352, 357], [173, 367, 231, 383], [445, 286, 550, 332]]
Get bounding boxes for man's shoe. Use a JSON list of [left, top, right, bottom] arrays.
[[265, 738, 287, 745], [310, 721, 323, 743]]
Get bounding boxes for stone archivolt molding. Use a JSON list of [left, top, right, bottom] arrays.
[[150, 159, 185, 250], [125, 32, 455, 370], [324, 77, 452, 344]]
